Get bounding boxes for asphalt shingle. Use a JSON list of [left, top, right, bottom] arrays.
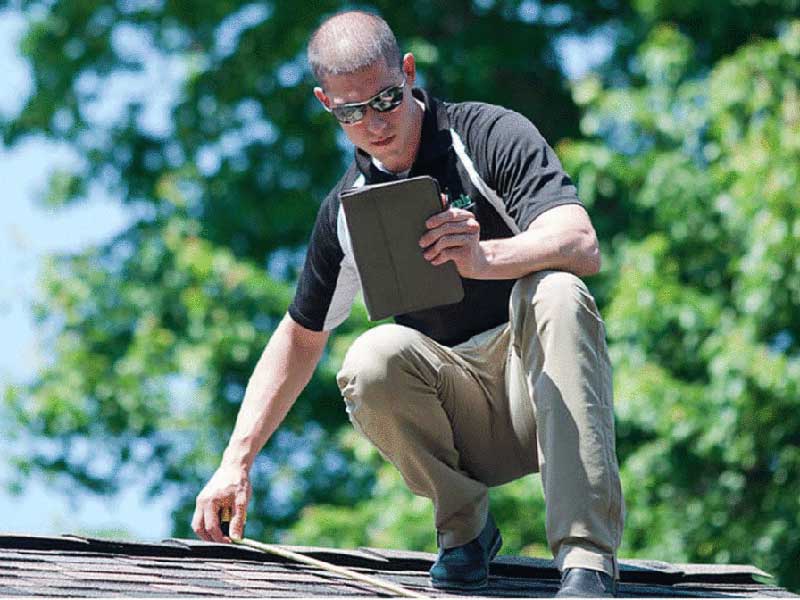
[[0, 533, 793, 598]]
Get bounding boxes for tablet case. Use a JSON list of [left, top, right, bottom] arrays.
[[339, 175, 465, 321]]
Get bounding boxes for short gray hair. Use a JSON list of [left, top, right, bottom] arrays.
[[307, 11, 402, 86]]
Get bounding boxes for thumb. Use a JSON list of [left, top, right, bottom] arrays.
[[230, 496, 248, 539]]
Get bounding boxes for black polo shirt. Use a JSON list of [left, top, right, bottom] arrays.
[[288, 89, 582, 347]]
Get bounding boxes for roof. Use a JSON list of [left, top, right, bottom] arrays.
[[0, 533, 794, 598]]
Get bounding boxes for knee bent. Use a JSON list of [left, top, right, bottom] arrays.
[[337, 324, 422, 395], [512, 270, 589, 314]]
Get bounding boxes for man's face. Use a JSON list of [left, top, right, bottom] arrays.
[[314, 54, 420, 173]]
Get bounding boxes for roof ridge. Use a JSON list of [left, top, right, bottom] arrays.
[[0, 533, 778, 587]]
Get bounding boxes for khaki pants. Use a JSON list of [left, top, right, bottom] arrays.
[[337, 270, 625, 577]]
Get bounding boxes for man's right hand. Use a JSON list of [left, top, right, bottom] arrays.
[[190, 314, 329, 543], [191, 463, 252, 543]]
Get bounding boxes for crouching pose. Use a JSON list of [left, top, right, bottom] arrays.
[[193, 10, 624, 598]]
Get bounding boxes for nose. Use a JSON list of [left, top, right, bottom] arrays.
[[364, 107, 389, 135]]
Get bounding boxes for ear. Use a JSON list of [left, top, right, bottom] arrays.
[[313, 86, 330, 110], [402, 53, 417, 87]]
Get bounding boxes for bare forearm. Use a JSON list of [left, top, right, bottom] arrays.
[[222, 315, 328, 470], [422, 203, 600, 280], [479, 223, 600, 280]]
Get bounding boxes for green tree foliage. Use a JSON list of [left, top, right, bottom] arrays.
[[560, 20, 800, 589], [2, 0, 799, 591]]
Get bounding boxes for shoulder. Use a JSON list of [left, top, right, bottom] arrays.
[[446, 100, 537, 138], [445, 100, 545, 157]]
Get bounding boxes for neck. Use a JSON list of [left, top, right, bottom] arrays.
[[393, 98, 425, 172]]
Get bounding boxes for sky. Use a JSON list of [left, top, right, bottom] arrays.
[[0, 9, 173, 540], [0, 5, 611, 542]]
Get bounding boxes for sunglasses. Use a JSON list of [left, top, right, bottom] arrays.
[[325, 80, 406, 125]]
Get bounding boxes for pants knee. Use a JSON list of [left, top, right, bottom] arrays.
[[511, 270, 596, 322], [337, 324, 421, 403]]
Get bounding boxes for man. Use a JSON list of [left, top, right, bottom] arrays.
[[192, 10, 624, 597]]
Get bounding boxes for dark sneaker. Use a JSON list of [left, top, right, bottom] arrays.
[[429, 514, 503, 590], [556, 567, 617, 597]]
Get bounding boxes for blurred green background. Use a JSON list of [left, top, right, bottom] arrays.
[[1, 0, 798, 592]]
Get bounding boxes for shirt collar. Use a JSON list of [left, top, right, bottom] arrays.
[[354, 88, 452, 181]]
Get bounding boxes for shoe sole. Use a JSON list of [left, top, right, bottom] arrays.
[[429, 530, 503, 590]]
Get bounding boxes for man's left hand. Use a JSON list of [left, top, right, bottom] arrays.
[[420, 207, 488, 279]]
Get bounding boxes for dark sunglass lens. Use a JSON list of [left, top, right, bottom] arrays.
[[371, 86, 404, 112], [333, 105, 366, 124], [329, 84, 402, 123]]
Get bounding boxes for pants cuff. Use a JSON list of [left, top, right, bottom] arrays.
[[437, 496, 488, 549], [556, 544, 618, 579]]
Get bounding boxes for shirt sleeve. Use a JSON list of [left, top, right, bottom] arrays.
[[288, 197, 357, 331], [465, 106, 582, 231]]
